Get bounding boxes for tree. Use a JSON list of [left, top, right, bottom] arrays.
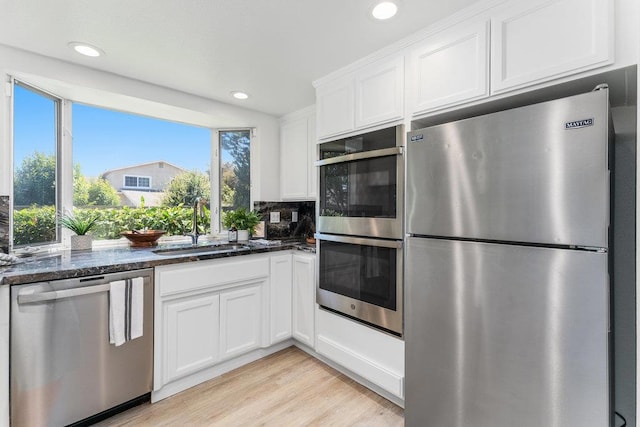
[[87, 178, 120, 206], [162, 170, 210, 207], [14, 151, 56, 206], [73, 164, 90, 206], [73, 165, 120, 207], [221, 162, 237, 208]]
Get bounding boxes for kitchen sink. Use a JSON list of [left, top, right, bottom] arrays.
[[153, 243, 251, 256]]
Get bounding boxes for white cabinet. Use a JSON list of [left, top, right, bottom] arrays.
[[315, 54, 404, 140], [153, 251, 318, 401], [406, 0, 613, 114], [407, 20, 489, 115], [491, 0, 613, 93], [292, 253, 315, 348], [354, 55, 404, 128], [316, 77, 355, 139], [280, 106, 317, 200], [164, 294, 220, 383], [269, 254, 292, 343], [154, 255, 270, 395], [219, 284, 263, 360]]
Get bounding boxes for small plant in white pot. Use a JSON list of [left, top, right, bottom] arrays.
[[60, 211, 99, 251], [223, 208, 261, 241]]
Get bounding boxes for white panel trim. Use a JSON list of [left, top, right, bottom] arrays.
[[316, 335, 404, 398]]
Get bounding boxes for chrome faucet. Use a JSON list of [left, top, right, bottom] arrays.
[[189, 197, 204, 245]]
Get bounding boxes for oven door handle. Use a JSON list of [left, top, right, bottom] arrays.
[[315, 233, 403, 249], [314, 146, 403, 167]]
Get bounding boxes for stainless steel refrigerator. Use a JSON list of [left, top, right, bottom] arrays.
[[405, 88, 612, 427]]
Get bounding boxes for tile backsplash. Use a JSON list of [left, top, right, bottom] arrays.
[[0, 196, 9, 254], [253, 201, 315, 240]]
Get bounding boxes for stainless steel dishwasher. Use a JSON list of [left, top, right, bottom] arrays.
[[10, 269, 154, 427]]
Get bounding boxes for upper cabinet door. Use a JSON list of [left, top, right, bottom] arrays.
[[280, 118, 309, 200], [491, 0, 613, 93], [316, 76, 355, 139], [354, 55, 404, 129], [280, 106, 316, 200], [408, 20, 489, 115]]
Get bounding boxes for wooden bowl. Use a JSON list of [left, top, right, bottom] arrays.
[[121, 230, 166, 247]]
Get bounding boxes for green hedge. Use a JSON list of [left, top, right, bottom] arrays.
[[13, 205, 211, 246], [13, 206, 57, 245]]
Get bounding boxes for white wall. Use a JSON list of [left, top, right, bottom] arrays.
[[0, 43, 281, 201]]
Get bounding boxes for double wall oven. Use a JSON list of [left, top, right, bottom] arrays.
[[315, 125, 404, 336]]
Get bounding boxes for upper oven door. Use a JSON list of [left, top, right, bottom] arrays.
[[316, 125, 404, 239]]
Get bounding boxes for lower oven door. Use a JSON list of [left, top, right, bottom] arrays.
[[316, 233, 403, 336]]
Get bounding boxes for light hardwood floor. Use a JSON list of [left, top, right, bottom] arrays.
[[95, 346, 404, 426]]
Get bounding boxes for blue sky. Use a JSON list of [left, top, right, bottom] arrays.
[[14, 84, 212, 177]]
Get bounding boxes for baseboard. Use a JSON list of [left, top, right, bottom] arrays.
[[152, 339, 293, 402], [153, 337, 405, 409]]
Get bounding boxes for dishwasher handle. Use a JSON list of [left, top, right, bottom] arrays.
[[18, 283, 112, 304]]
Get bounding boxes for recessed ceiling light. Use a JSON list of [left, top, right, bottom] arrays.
[[68, 42, 104, 57], [231, 91, 249, 100], [372, 1, 398, 20]]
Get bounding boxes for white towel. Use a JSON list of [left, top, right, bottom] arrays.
[[109, 277, 144, 346]]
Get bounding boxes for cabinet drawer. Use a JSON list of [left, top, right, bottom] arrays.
[[156, 256, 269, 296]]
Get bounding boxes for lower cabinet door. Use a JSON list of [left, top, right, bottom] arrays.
[[219, 283, 263, 360], [270, 254, 293, 344], [292, 254, 315, 348], [165, 293, 220, 383]]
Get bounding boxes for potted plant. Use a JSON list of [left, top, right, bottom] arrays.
[[60, 211, 99, 251], [222, 208, 261, 241]]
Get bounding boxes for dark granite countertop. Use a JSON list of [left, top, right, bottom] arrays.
[[0, 240, 315, 286]]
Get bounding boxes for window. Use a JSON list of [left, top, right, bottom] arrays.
[[72, 103, 212, 240], [219, 130, 251, 228], [12, 83, 253, 246], [12, 82, 61, 246], [124, 175, 151, 189]]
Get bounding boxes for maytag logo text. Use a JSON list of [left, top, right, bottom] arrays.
[[565, 118, 594, 130]]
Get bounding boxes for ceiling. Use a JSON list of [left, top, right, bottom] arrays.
[[0, 0, 481, 117]]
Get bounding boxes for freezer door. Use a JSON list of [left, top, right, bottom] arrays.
[[405, 237, 609, 427], [406, 89, 610, 248]]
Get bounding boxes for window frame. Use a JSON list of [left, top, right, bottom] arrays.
[[9, 78, 256, 248], [216, 129, 253, 234], [11, 79, 66, 249], [123, 175, 152, 189]]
